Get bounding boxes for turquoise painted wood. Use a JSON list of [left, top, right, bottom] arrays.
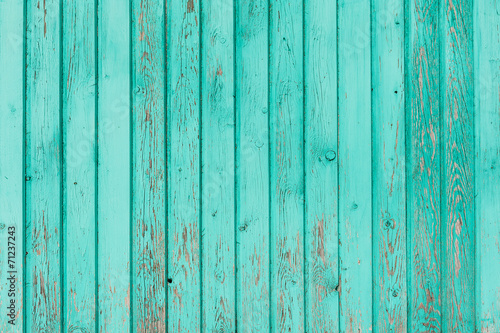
[[338, 0, 373, 331], [1, 0, 500, 332]]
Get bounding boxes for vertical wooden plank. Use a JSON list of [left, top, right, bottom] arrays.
[[62, 0, 96, 330], [235, 0, 270, 331], [269, 0, 304, 331], [131, 0, 167, 330], [372, 0, 407, 331], [97, 0, 131, 330], [475, 0, 500, 330], [442, 0, 475, 331], [0, 0, 24, 331], [337, 0, 372, 331], [407, 0, 442, 331], [25, 0, 62, 330], [201, 0, 236, 330], [167, 0, 201, 331], [304, 0, 338, 331]]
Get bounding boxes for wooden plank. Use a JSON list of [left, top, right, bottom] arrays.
[[25, 0, 62, 330], [235, 0, 270, 331], [337, 0, 372, 331], [407, 0, 442, 331], [200, 0, 236, 330], [166, 0, 201, 331], [303, 0, 339, 331], [131, 0, 167, 331], [269, 0, 305, 331], [0, 0, 24, 331], [442, 0, 475, 331], [62, 0, 96, 330], [97, 0, 131, 330], [475, 0, 500, 331], [372, 0, 407, 331]]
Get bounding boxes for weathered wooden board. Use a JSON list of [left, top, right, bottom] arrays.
[[372, 0, 407, 330], [131, 0, 167, 330], [0, 0, 24, 331], [235, 0, 270, 331], [167, 0, 201, 331], [475, 0, 500, 331], [97, 0, 131, 331], [338, 0, 373, 331], [407, 0, 442, 331], [25, 0, 62, 331], [200, 0, 236, 331], [1, 0, 499, 331], [304, 0, 338, 331], [62, 0, 97, 331]]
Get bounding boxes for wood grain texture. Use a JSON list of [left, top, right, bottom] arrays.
[[167, 0, 201, 331], [442, 0, 475, 331], [235, 0, 270, 331], [97, 0, 131, 330], [475, 0, 500, 331], [6, 0, 500, 330], [304, 0, 339, 331], [372, 0, 407, 331], [62, 0, 96, 330], [407, 0, 442, 331], [131, 0, 167, 330], [25, 0, 62, 330], [200, 0, 236, 331], [338, 0, 373, 331], [269, 0, 305, 331], [0, 0, 24, 331]]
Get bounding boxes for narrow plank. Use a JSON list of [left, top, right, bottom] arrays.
[[131, 0, 167, 330], [25, 0, 62, 330], [62, 0, 96, 330], [372, 0, 407, 331], [442, 0, 475, 331], [337, 0, 372, 331], [97, 0, 131, 330], [475, 0, 500, 331], [269, 0, 305, 331], [0, 0, 24, 331], [167, 0, 201, 331], [304, 0, 339, 331], [200, 0, 236, 330], [235, 0, 270, 331], [407, 0, 442, 331]]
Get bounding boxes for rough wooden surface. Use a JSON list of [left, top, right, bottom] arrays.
[[407, 0, 442, 331], [0, 0, 24, 332], [338, 0, 373, 331], [372, 0, 407, 331], [167, 0, 201, 331], [25, 0, 62, 330], [62, 0, 97, 331], [235, 0, 270, 331], [131, 0, 167, 330], [1, 0, 499, 331], [475, 0, 500, 331]]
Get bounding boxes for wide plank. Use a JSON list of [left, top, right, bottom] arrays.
[[235, 0, 270, 331], [0, 0, 24, 331], [304, 0, 339, 331], [338, 0, 373, 331], [131, 0, 167, 330], [25, 0, 62, 330], [97, 0, 131, 330], [62, 0, 97, 330], [167, 0, 202, 331], [200, 0, 236, 330]]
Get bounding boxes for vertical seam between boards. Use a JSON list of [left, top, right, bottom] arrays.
[[94, 0, 100, 330], [59, 0, 65, 330]]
